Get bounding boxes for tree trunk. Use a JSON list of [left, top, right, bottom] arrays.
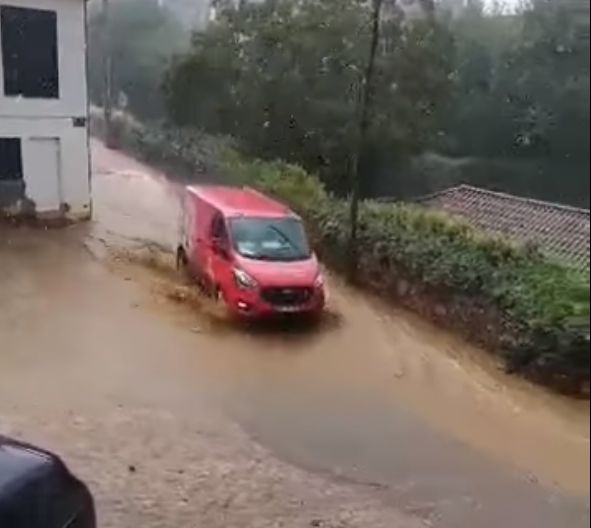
[[348, 0, 384, 278]]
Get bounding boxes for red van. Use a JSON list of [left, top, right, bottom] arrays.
[[177, 185, 325, 317]]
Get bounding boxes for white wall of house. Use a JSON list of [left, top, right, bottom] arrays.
[[0, 0, 90, 219]]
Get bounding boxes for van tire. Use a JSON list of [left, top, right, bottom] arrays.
[[208, 285, 227, 319], [176, 246, 188, 272], [213, 285, 230, 313], [213, 285, 224, 303]]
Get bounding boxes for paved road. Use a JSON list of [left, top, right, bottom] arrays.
[[0, 139, 588, 527]]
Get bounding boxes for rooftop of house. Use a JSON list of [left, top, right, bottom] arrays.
[[418, 185, 590, 272]]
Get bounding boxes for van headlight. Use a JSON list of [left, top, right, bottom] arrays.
[[233, 268, 258, 290]]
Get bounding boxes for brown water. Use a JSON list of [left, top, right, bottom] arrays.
[[88, 139, 589, 527]]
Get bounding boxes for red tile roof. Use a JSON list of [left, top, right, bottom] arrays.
[[420, 185, 590, 272]]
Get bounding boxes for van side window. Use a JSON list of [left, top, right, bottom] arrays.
[[211, 214, 228, 243]]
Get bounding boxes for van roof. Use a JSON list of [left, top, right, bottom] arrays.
[[187, 185, 296, 219]]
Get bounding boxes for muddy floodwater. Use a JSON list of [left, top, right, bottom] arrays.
[[2, 139, 588, 528]]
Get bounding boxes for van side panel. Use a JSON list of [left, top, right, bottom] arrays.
[[194, 195, 211, 248], [180, 192, 194, 253], [187, 192, 217, 287]]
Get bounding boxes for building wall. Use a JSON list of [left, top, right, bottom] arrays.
[[0, 0, 90, 219]]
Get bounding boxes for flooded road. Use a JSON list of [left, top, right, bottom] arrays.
[[2, 139, 588, 527]]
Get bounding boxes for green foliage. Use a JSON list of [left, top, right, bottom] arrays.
[[129, 124, 234, 179], [87, 0, 590, 207], [87, 0, 188, 120], [505, 0, 590, 160], [506, 326, 590, 390], [435, 0, 589, 206], [164, 0, 454, 194], [89, 107, 234, 180], [220, 150, 329, 216]]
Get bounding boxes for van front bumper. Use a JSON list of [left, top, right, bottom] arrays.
[[226, 285, 325, 318]]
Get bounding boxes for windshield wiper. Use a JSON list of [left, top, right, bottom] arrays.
[[267, 225, 305, 256]]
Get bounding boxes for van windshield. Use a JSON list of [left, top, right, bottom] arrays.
[[229, 217, 311, 262]]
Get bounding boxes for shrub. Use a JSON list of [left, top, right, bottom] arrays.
[[219, 150, 329, 217], [90, 108, 233, 182]]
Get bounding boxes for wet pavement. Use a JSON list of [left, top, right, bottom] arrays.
[[1, 138, 589, 527]]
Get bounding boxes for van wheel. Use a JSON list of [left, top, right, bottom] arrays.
[[176, 246, 188, 272], [214, 285, 225, 304], [213, 285, 230, 315]]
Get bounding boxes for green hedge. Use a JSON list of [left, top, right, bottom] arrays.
[[91, 116, 590, 395], [89, 107, 233, 181]]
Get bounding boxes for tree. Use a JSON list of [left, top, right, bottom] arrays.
[[88, 0, 188, 120], [502, 0, 589, 161], [348, 0, 384, 275], [429, 0, 589, 207], [435, 0, 522, 157], [164, 0, 453, 194]]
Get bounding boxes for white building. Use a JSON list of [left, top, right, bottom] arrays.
[[0, 0, 90, 220]]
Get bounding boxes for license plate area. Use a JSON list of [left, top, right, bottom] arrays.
[[275, 305, 304, 313]]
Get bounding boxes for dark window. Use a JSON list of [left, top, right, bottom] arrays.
[[1, 6, 59, 98], [0, 138, 23, 181], [210, 214, 229, 242]]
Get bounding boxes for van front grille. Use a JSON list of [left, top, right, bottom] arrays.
[[261, 287, 313, 306]]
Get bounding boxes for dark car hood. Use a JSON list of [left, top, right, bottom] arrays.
[[0, 436, 93, 527]]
